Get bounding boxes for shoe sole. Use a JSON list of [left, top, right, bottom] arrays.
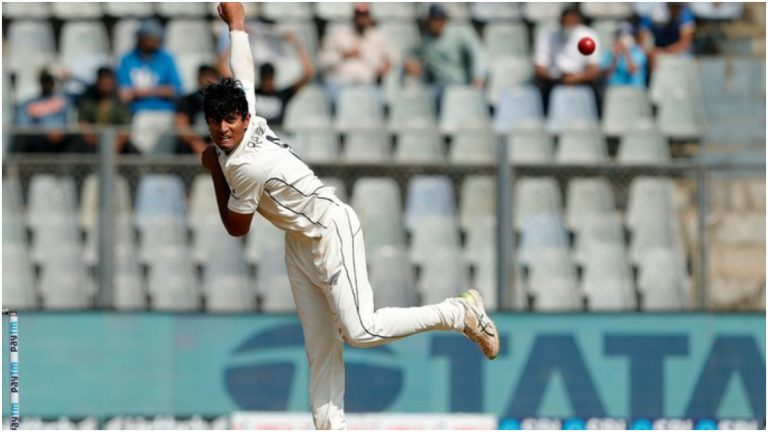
[[466, 289, 500, 360]]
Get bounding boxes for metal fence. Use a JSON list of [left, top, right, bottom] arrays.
[[2, 127, 765, 312]]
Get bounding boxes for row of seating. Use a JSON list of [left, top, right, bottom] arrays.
[[2, 2, 745, 22]]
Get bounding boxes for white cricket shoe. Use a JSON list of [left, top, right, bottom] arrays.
[[458, 289, 500, 360]]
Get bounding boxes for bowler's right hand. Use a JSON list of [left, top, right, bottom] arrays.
[[218, 2, 246, 31]]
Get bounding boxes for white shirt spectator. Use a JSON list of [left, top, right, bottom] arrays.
[[318, 26, 399, 85], [535, 24, 600, 78]]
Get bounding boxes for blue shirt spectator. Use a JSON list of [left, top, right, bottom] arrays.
[[117, 19, 182, 113], [639, 3, 695, 52], [16, 71, 71, 127], [601, 24, 648, 87]]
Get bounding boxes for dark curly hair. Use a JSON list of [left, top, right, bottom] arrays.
[[201, 78, 249, 123]]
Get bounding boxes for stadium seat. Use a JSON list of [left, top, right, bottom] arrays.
[[581, 245, 636, 310], [59, 20, 112, 88], [188, 175, 218, 232], [176, 54, 217, 94], [258, 241, 295, 312], [193, 216, 247, 263], [277, 20, 320, 62], [3, 246, 37, 310], [335, 86, 385, 131], [638, 248, 690, 310], [471, 2, 523, 21], [84, 214, 135, 266], [602, 86, 653, 136], [134, 174, 188, 229], [547, 85, 599, 133], [418, 249, 469, 305], [488, 59, 534, 106], [104, 2, 154, 17], [690, 2, 743, 20], [246, 216, 285, 266], [618, 123, 670, 163], [80, 173, 132, 234], [112, 19, 141, 60], [556, 122, 608, 163], [39, 248, 95, 310], [2, 2, 50, 18], [114, 246, 147, 310], [156, 2, 208, 17], [3, 177, 25, 246], [166, 19, 215, 58], [203, 230, 255, 312], [566, 177, 616, 231], [629, 211, 681, 265], [130, 111, 176, 153], [514, 177, 562, 230], [657, 88, 702, 139], [148, 251, 201, 311], [344, 129, 392, 163], [370, 247, 418, 308], [371, 2, 417, 21], [459, 176, 495, 232], [352, 177, 406, 255], [389, 85, 437, 130], [527, 248, 581, 311], [27, 175, 78, 230], [30, 214, 82, 265], [572, 213, 625, 266], [518, 213, 570, 266], [632, 2, 666, 17], [291, 130, 340, 163], [315, 2, 355, 21], [260, 2, 310, 20], [507, 121, 555, 163], [450, 128, 495, 164], [484, 23, 529, 60], [523, 2, 564, 22], [139, 217, 190, 264], [464, 216, 496, 264], [7, 20, 56, 74], [410, 216, 462, 265], [580, 2, 632, 19], [404, 175, 458, 231], [284, 85, 333, 131], [52, 2, 103, 19], [379, 22, 422, 55], [650, 54, 698, 104], [493, 85, 543, 133], [626, 177, 675, 232], [396, 128, 445, 163], [439, 86, 491, 134], [592, 20, 620, 53]]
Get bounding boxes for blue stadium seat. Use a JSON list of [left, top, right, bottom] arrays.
[[547, 85, 599, 133], [134, 175, 188, 229], [488, 58, 534, 106], [494, 85, 543, 133], [440, 86, 491, 134], [404, 175, 458, 231]]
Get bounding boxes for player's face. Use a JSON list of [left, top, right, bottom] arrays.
[[208, 113, 250, 152]]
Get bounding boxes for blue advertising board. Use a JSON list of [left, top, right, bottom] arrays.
[[1, 313, 764, 421]]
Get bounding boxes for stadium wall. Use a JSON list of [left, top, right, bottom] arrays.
[[2, 313, 764, 422]]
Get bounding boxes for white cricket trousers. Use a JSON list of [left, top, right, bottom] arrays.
[[284, 202, 467, 430]]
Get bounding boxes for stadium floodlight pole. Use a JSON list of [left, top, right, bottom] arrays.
[[3, 308, 20, 430]]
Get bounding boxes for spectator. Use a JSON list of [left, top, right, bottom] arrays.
[[533, 7, 600, 112], [14, 69, 74, 153], [253, 32, 314, 129], [76, 67, 138, 154], [405, 4, 488, 89], [175, 65, 220, 155], [318, 3, 399, 89], [601, 23, 648, 88], [116, 19, 182, 114], [638, 2, 695, 65]]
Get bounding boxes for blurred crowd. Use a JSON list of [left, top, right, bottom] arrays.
[[10, 2, 699, 155]]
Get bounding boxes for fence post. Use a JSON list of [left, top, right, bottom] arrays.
[[97, 128, 115, 308], [696, 167, 709, 310], [496, 134, 513, 310]]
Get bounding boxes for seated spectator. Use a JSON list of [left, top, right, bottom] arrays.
[[76, 67, 138, 154], [405, 4, 488, 89], [638, 2, 695, 64], [117, 19, 182, 114], [318, 3, 399, 90], [533, 7, 600, 112], [601, 23, 648, 88], [14, 69, 74, 153], [175, 65, 220, 155], [254, 51, 313, 129]]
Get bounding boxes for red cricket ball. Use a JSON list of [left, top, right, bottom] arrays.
[[578, 37, 595, 55]]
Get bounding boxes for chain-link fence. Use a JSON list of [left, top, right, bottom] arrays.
[[2, 128, 765, 313]]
